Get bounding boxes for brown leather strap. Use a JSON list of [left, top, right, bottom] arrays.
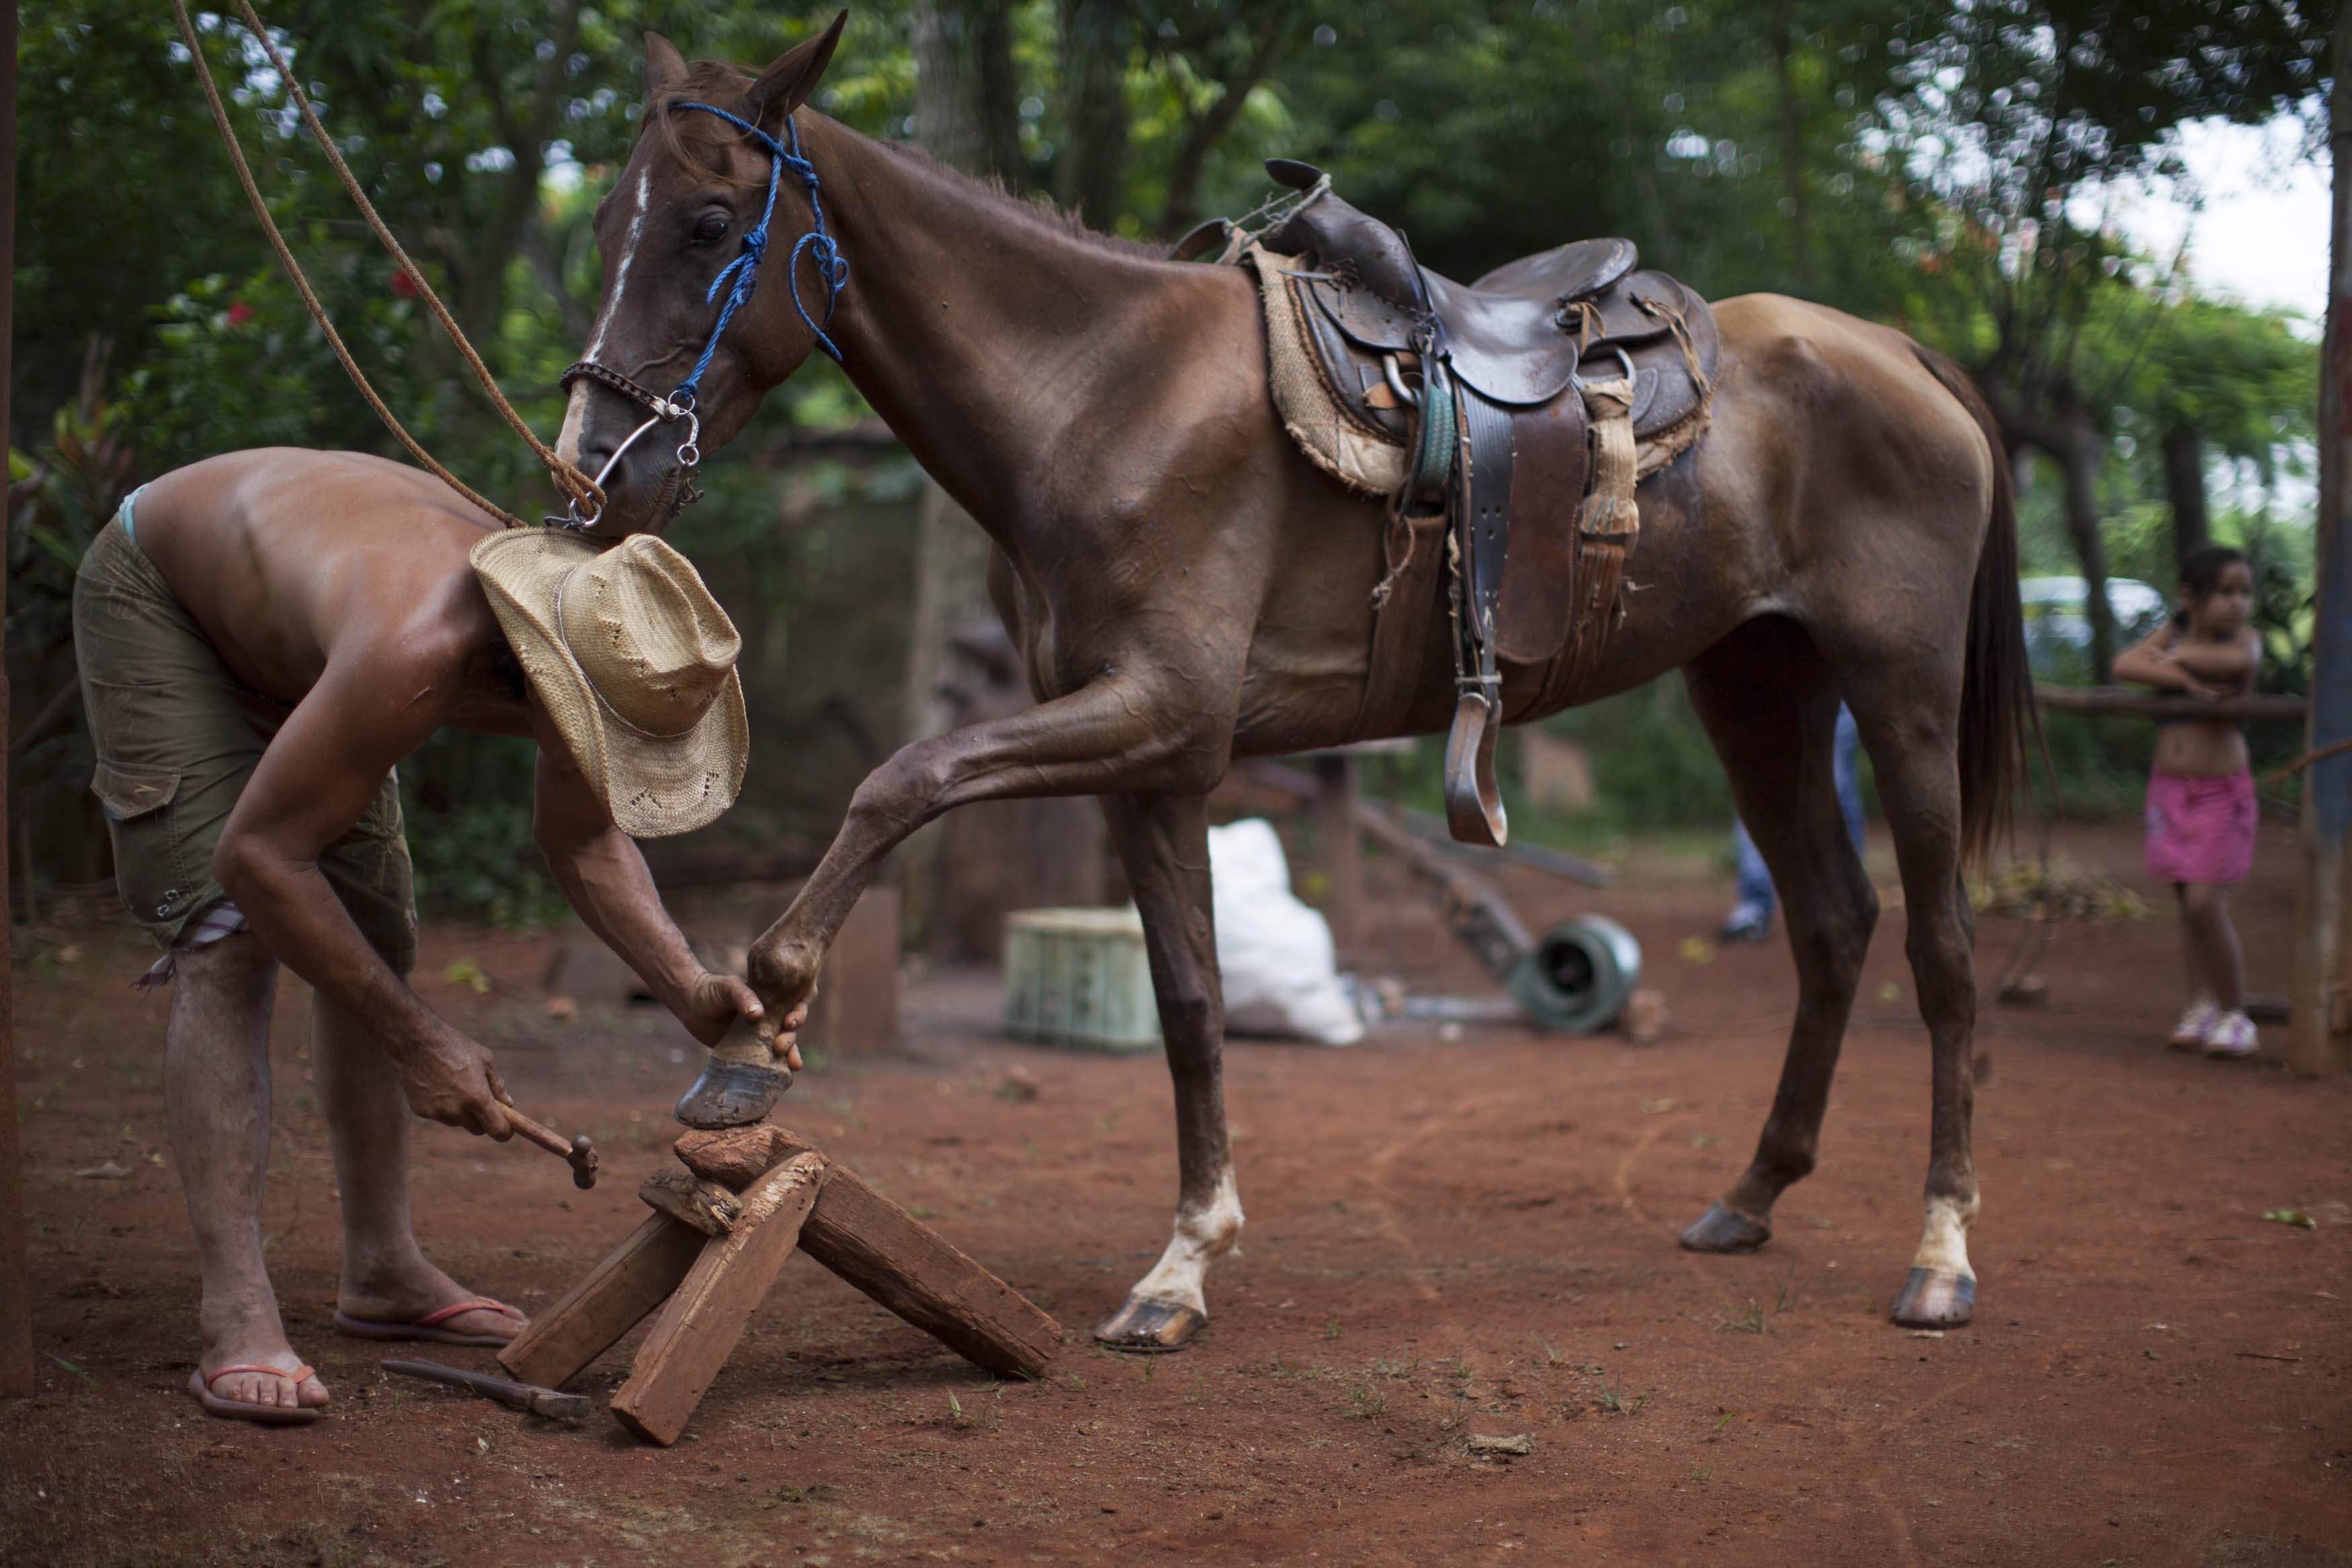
[[1531, 375, 1640, 714], [1345, 507, 1450, 742]]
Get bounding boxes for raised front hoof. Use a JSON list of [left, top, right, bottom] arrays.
[[1890, 1268, 1976, 1329], [1679, 1201, 1772, 1254], [1093, 1295, 1204, 1354]]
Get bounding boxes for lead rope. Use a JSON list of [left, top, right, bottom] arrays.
[[171, 0, 602, 528]]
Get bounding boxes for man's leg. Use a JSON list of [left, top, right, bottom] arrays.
[[312, 990, 524, 1341], [1833, 704, 1867, 855], [1722, 818, 1777, 940], [167, 932, 329, 1411]]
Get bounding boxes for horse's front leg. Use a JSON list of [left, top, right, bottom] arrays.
[[745, 667, 1232, 1025], [1093, 790, 1238, 1353]]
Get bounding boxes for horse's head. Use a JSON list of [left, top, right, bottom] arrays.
[[557, 16, 847, 536]]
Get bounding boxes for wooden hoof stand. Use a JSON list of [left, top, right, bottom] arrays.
[[498, 1124, 1063, 1445]]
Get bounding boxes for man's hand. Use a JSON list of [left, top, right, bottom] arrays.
[[677, 969, 767, 1047], [771, 1002, 808, 1073], [394, 1027, 513, 1139]]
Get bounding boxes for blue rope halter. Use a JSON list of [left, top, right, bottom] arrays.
[[669, 101, 848, 390], [556, 103, 847, 529]]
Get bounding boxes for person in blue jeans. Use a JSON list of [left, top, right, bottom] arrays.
[[1720, 705, 1867, 943]]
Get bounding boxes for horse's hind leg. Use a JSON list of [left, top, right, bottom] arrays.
[[1678, 626, 1879, 1253], [1847, 693, 1983, 1329], [1093, 790, 1239, 1352]]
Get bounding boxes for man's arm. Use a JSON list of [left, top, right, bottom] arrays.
[[530, 742, 777, 1049], [213, 652, 514, 1137]]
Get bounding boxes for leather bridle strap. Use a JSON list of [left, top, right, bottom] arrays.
[[559, 360, 685, 416]]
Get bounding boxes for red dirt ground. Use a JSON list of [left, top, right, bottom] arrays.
[[2, 822, 2347, 1566]]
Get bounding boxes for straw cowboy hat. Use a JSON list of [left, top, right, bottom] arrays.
[[470, 529, 748, 838]]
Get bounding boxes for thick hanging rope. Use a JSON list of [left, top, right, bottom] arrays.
[[170, 0, 601, 527]]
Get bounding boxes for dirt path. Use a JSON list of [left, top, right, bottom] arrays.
[[3, 824, 2347, 1565]]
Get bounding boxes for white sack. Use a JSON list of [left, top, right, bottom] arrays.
[[1208, 818, 1365, 1046]]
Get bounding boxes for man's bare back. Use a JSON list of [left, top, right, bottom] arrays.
[[136, 449, 527, 730]]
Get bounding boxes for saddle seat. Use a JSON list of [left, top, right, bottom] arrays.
[[1257, 160, 1717, 441]]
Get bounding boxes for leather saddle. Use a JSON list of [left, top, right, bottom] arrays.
[[1245, 159, 1720, 846]]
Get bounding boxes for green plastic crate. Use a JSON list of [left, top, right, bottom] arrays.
[[1002, 907, 1163, 1053]]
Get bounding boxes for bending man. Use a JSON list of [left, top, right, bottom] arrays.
[[75, 448, 788, 1425]]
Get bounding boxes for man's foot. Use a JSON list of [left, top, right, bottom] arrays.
[[2169, 998, 2219, 1051], [2203, 1010, 2259, 1060], [336, 1260, 528, 1348], [1718, 903, 1773, 944], [192, 1324, 329, 1424]]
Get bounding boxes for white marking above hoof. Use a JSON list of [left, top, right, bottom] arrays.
[[1127, 1167, 1243, 1317], [1910, 1192, 1979, 1280]]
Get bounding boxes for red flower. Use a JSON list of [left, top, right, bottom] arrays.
[[391, 268, 421, 299], [226, 300, 255, 326]]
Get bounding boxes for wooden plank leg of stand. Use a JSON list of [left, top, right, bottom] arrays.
[[499, 1212, 707, 1390], [610, 1153, 829, 1446], [769, 1131, 1062, 1379]]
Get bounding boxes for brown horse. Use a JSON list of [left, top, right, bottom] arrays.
[[558, 23, 2037, 1350]]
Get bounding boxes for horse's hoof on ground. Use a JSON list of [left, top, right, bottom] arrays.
[[1889, 1267, 1975, 1328], [1679, 1201, 1771, 1254], [1093, 1295, 1203, 1353]]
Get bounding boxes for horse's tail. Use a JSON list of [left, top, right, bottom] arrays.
[[1910, 343, 2042, 871]]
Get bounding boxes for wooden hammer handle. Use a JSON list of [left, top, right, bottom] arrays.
[[503, 1107, 571, 1159]]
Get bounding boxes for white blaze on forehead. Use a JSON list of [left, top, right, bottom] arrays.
[[1128, 1165, 1244, 1316], [581, 167, 654, 366], [1911, 1192, 1980, 1279]]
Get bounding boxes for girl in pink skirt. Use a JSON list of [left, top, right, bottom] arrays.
[[2113, 546, 2262, 1058]]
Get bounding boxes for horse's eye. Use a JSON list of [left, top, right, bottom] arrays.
[[692, 212, 730, 245]]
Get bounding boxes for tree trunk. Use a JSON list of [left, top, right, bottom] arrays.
[[2162, 421, 2209, 571], [458, 0, 585, 349], [1157, 21, 1288, 238], [1769, 0, 1811, 290], [911, 0, 1026, 189], [2288, 0, 2352, 1076], [2056, 405, 2117, 681], [902, 0, 1034, 948], [1054, 0, 1130, 227]]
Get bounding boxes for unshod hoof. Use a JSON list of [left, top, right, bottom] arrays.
[[1890, 1266, 1974, 1329], [1679, 1201, 1771, 1254], [1093, 1294, 1204, 1354]]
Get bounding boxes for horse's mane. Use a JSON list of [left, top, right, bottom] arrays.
[[646, 60, 1173, 264]]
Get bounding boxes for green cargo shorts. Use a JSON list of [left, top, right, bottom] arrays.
[[73, 512, 418, 974]]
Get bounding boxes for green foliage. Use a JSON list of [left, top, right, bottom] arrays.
[[1540, 679, 1736, 832], [401, 785, 568, 928], [8, 0, 2326, 921]]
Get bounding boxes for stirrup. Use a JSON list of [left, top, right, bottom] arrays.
[[1441, 691, 1508, 847]]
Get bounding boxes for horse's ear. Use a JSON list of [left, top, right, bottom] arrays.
[[745, 11, 848, 132], [644, 33, 689, 101]]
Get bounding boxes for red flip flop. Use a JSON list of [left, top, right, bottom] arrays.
[[333, 1297, 527, 1348], [188, 1362, 325, 1426]]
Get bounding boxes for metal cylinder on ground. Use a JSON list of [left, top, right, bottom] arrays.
[[1507, 914, 1642, 1033]]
